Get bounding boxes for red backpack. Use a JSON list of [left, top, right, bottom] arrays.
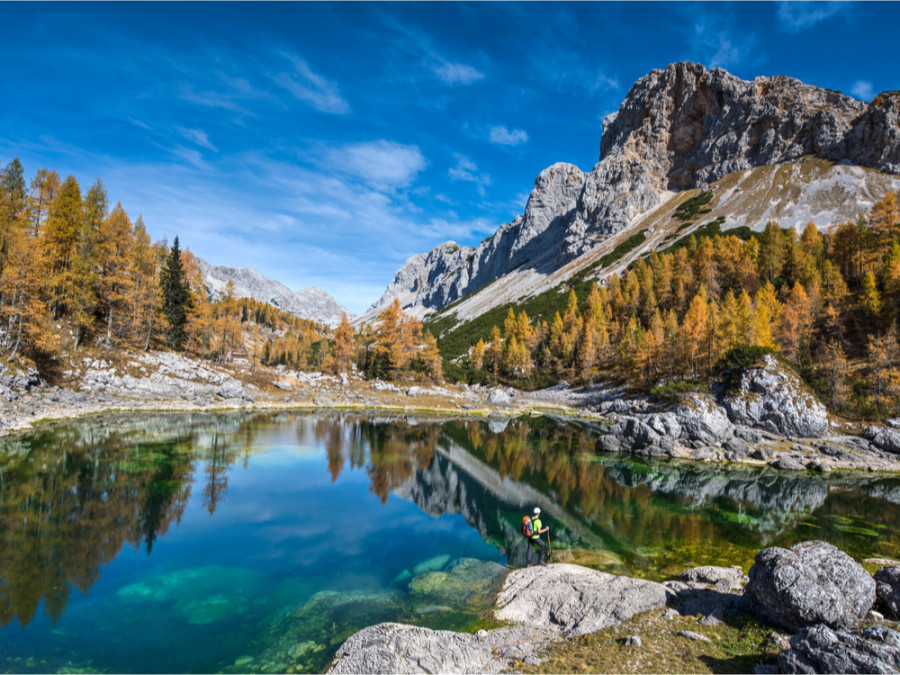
[[521, 515, 534, 537]]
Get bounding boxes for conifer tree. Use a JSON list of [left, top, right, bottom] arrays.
[[159, 236, 191, 350], [331, 313, 355, 375]]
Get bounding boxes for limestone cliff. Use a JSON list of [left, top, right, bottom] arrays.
[[366, 62, 900, 321]]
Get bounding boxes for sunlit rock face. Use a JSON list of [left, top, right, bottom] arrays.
[[370, 61, 900, 318], [721, 355, 829, 438]]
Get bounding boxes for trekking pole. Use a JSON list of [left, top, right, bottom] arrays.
[[546, 529, 551, 560]]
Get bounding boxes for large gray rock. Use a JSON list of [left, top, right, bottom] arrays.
[[494, 563, 668, 637], [722, 356, 829, 438], [326, 622, 552, 674], [596, 416, 674, 457], [745, 541, 875, 632], [874, 566, 900, 618], [865, 426, 900, 454], [674, 394, 733, 445], [777, 624, 900, 674], [487, 388, 511, 408]]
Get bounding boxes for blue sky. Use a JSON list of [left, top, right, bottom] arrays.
[[1, 2, 898, 314]]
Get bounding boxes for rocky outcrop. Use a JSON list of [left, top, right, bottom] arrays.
[[721, 355, 829, 438], [745, 541, 875, 632], [494, 564, 668, 637], [777, 624, 900, 674], [195, 256, 352, 328], [874, 566, 900, 619], [865, 425, 900, 454], [368, 62, 900, 320], [326, 622, 554, 674]]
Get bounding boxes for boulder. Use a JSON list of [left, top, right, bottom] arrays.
[[770, 456, 806, 471], [721, 355, 829, 438], [681, 565, 748, 592], [874, 566, 900, 618], [777, 624, 900, 674], [597, 416, 674, 457], [674, 394, 733, 445], [865, 426, 900, 454], [326, 622, 552, 674], [487, 388, 511, 407], [745, 541, 875, 632], [494, 563, 668, 637]]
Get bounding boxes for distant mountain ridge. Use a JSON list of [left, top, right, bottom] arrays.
[[361, 61, 900, 324], [195, 257, 353, 328]]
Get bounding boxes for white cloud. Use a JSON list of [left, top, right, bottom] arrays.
[[433, 61, 485, 85], [177, 127, 217, 152], [274, 53, 350, 114], [850, 80, 874, 101], [326, 140, 426, 190], [691, 15, 757, 70], [489, 125, 529, 147], [447, 153, 492, 196], [777, 1, 852, 33]]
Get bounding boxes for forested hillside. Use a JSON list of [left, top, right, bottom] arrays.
[[0, 157, 441, 384], [426, 192, 900, 420]]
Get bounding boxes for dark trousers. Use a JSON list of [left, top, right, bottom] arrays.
[[526, 536, 547, 565]]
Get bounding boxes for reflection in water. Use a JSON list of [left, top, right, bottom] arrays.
[[1, 412, 900, 672]]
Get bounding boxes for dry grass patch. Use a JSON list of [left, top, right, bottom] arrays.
[[516, 609, 781, 674]]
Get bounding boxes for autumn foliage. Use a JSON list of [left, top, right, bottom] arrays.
[[444, 193, 900, 418]]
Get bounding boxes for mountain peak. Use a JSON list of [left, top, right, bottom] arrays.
[[365, 61, 900, 323], [194, 257, 353, 328]]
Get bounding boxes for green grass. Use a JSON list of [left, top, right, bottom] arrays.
[[518, 609, 782, 675], [651, 380, 711, 404]]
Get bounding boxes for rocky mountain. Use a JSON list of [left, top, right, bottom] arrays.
[[364, 61, 900, 323], [195, 257, 353, 328]]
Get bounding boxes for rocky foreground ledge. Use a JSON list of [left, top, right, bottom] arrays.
[[327, 542, 900, 674]]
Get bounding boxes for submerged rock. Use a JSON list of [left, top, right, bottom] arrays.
[[494, 563, 668, 637], [412, 554, 450, 575], [745, 540, 875, 632], [249, 589, 404, 673], [116, 566, 266, 624], [777, 624, 900, 674], [408, 557, 508, 611]]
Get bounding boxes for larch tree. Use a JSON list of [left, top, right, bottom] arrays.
[[331, 313, 355, 375], [43, 174, 83, 320], [97, 203, 134, 345]]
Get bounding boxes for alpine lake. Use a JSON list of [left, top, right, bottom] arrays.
[[2, 411, 900, 674]]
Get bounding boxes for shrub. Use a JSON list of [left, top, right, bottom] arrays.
[[650, 380, 710, 403]]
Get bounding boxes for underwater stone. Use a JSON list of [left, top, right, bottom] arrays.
[[412, 554, 451, 575]]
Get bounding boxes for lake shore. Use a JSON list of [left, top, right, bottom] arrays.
[[1, 348, 899, 474]]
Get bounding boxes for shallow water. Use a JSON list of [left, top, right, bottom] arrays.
[[1, 411, 899, 673]]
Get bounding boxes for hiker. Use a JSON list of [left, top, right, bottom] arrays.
[[524, 506, 549, 566]]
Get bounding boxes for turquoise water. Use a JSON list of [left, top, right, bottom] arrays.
[[1, 411, 900, 673]]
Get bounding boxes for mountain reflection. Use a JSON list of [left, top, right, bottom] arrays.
[[2, 411, 899, 629]]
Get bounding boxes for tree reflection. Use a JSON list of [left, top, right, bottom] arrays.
[[0, 414, 253, 628]]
